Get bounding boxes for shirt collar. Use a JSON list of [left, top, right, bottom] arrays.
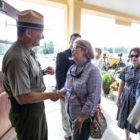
[[17, 39, 33, 56], [130, 64, 140, 69]]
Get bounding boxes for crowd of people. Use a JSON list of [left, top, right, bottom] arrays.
[[2, 9, 140, 140]]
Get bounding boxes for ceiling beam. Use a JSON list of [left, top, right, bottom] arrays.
[[21, 0, 67, 9], [115, 18, 131, 26], [3, 1, 19, 19], [81, 3, 140, 23]]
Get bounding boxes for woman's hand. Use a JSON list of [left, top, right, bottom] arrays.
[[73, 117, 84, 134], [73, 114, 90, 134], [116, 97, 121, 107], [116, 80, 125, 107], [58, 90, 66, 101], [58, 90, 66, 96]]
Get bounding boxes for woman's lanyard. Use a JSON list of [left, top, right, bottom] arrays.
[[70, 59, 91, 78]]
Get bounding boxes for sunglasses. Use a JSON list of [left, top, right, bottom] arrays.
[[130, 55, 139, 58]]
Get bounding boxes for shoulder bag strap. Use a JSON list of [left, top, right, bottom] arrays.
[[72, 79, 102, 123], [72, 78, 84, 107]]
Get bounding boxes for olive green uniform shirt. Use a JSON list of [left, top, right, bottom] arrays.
[[2, 40, 46, 97]]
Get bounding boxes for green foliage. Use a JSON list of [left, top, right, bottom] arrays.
[[103, 46, 128, 54], [0, 43, 10, 55], [108, 81, 118, 100], [102, 72, 110, 89], [108, 47, 113, 53], [102, 71, 118, 100], [108, 89, 114, 100], [44, 41, 54, 54], [33, 41, 54, 54], [102, 72, 111, 95], [103, 47, 108, 51]]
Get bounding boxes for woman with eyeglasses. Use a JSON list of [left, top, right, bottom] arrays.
[[116, 47, 140, 140], [59, 38, 102, 140]]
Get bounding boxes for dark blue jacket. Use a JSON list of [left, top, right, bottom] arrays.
[[55, 49, 74, 90]]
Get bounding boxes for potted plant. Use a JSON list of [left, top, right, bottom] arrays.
[[108, 80, 119, 100], [102, 72, 112, 95], [102, 71, 119, 99]]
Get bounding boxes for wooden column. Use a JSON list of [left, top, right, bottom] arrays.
[[67, 0, 82, 36]]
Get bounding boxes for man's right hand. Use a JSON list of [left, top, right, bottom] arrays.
[[49, 90, 61, 101]]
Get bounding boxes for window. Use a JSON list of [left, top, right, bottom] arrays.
[[81, 13, 140, 52], [0, 12, 17, 70]]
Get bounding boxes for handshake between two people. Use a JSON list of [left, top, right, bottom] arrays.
[[42, 66, 66, 101], [49, 89, 66, 102]]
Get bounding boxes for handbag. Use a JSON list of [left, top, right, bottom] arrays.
[[90, 105, 107, 139], [72, 79, 107, 139], [127, 96, 140, 131]]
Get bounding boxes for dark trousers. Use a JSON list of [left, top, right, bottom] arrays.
[[9, 102, 48, 140], [69, 118, 90, 140]]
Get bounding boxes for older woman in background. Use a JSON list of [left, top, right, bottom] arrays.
[[93, 48, 104, 72], [59, 38, 102, 140], [116, 47, 140, 140]]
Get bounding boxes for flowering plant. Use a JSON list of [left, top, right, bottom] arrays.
[[110, 80, 119, 90], [108, 80, 119, 100], [102, 71, 119, 100]]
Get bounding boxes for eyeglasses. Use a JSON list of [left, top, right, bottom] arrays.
[[71, 45, 81, 51], [130, 55, 139, 58]]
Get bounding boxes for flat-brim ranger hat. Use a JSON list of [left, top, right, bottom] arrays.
[[17, 10, 44, 29]]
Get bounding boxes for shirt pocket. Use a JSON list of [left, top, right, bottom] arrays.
[[125, 71, 134, 83], [136, 70, 140, 80], [30, 64, 41, 88]]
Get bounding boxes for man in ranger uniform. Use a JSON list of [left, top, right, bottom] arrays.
[[2, 10, 60, 140]]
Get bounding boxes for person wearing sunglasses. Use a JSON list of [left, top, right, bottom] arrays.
[[116, 47, 140, 140], [59, 38, 102, 140]]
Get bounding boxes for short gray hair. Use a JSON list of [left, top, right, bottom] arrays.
[[73, 38, 94, 59]]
